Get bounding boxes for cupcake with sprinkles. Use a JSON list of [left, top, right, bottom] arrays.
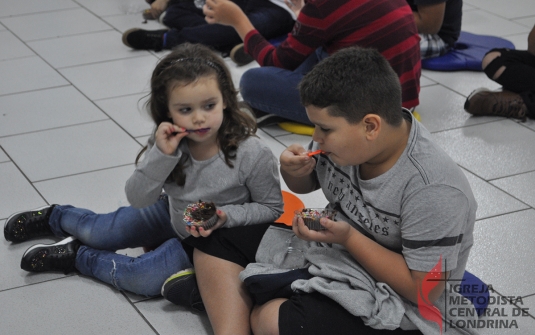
[[184, 200, 218, 230], [299, 208, 337, 231]]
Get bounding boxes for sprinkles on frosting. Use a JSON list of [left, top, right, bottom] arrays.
[[300, 208, 336, 219], [184, 201, 216, 226]]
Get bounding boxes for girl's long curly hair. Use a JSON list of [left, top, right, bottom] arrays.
[[135, 43, 257, 186]]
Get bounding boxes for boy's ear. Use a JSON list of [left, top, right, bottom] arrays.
[[363, 114, 381, 140]]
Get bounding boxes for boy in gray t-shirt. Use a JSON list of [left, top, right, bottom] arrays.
[[260, 46, 477, 334], [187, 46, 478, 335]]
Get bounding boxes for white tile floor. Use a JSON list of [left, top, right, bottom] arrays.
[[0, 1, 534, 334]]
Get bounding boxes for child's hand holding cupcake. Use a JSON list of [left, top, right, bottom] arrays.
[[292, 208, 355, 247], [184, 200, 227, 237]]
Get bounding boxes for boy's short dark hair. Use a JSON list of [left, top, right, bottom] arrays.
[[299, 46, 403, 126]]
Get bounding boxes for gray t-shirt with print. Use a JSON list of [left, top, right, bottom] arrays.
[[310, 110, 476, 280]]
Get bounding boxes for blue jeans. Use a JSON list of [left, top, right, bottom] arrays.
[[49, 196, 192, 297], [164, 0, 294, 53], [240, 48, 330, 125]]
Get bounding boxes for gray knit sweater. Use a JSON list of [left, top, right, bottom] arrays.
[[125, 135, 284, 239]]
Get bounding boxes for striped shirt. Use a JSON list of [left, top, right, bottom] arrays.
[[244, 0, 421, 109]]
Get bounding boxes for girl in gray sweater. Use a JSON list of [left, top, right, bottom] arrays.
[[5, 43, 283, 309]]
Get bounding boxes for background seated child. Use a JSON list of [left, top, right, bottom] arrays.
[[408, 0, 463, 59], [123, 0, 295, 55], [203, 0, 421, 125]]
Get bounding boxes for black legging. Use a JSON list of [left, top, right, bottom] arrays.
[[484, 48, 535, 116]]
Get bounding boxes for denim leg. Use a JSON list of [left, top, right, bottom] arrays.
[[240, 49, 328, 125], [76, 238, 192, 296], [48, 197, 175, 251], [241, 66, 309, 124]]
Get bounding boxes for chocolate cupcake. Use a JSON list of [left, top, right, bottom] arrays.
[[184, 201, 218, 230], [299, 208, 337, 231]]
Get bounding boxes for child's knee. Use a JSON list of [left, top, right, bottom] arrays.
[[250, 300, 284, 335], [483, 51, 506, 81], [482, 51, 502, 70]]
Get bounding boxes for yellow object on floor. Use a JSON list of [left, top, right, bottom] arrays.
[[412, 110, 421, 122], [278, 122, 314, 136]]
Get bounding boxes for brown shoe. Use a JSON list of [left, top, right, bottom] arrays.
[[464, 88, 528, 121], [142, 9, 155, 20]]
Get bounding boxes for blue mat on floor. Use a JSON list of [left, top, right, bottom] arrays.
[[458, 270, 490, 316], [421, 31, 515, 71]]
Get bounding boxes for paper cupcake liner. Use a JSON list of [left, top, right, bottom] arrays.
[[299, 208, 337, 231], [184, 202, 218, 230], [199, 213, 218, 230], [303, 217, 327, 231]]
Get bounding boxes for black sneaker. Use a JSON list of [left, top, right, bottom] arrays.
[[464, 88, 528, 121], [21, 237, 81, 274], [4, 206, 55, 243], [230, 43, 254, 66], [161, 268, 205, 312], [122, 28, 167, 51]]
